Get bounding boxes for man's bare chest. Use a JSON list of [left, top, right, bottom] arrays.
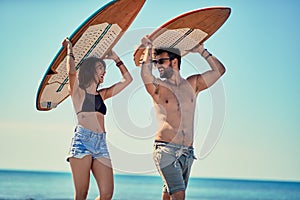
[[157, 82, 196, 108]]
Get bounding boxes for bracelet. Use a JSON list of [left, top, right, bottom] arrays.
[[204, 53, 212, 60], [201, 49, 208, 56], [67, 53, 75, 60], [116, 60, 124, 67], [201, 48, 212, 59]]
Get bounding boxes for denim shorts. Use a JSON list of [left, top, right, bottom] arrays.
[[153, 141, 196, 195], [66, 125, 110, 162]]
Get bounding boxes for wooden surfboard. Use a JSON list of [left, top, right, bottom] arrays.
[[36, 0, 145, 111], [133, 7, 231, 66]]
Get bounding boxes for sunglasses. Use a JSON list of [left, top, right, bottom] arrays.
[[152, 58, 172, 65]]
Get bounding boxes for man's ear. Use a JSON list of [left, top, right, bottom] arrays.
[[172, 58, 179, 69]]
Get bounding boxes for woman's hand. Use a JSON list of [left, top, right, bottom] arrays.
[[105, 50, 120, 62], [62, 37, 73, 50]]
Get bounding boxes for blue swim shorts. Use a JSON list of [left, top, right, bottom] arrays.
[[66, 125, 110, 162], [153, 141, 196, 195]]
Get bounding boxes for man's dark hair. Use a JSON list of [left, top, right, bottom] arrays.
[[154, 47, 181, 70]]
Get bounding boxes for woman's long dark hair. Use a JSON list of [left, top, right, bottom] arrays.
[[78, 56, 106, 89]]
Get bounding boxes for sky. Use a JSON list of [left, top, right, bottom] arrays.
[[0, 0, 299, 182]]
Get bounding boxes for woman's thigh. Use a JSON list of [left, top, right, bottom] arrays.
[[92, 158, 114, 196], [69, 156, 92, 194]]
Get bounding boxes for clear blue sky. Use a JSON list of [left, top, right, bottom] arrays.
[[0, 0, 299, 182]]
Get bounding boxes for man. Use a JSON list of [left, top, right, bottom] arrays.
[[140, 36, 226, 200]]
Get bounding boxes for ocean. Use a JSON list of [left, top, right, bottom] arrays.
[[0, 170, 299, 200]]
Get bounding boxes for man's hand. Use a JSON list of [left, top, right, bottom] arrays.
[[141, 35, 153, 48], [189, 44, 205, 54]]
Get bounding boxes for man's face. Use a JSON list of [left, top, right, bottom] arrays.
[[155, 52, 173, 79]]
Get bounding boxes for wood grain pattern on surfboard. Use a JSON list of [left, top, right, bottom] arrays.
[[36, 0, 145, 111], [133, 7, 231, 66]]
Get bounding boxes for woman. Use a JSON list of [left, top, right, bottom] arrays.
[[62, 38, 132, 200]]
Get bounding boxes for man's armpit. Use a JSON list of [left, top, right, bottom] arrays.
[[153, 77, 159, 94]]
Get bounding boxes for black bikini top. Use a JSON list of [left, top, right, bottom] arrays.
[[76, 90, 107, 115]]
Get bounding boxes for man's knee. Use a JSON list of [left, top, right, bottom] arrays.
[[162, 192, 171, 200], [171, 190, 185, 200]]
